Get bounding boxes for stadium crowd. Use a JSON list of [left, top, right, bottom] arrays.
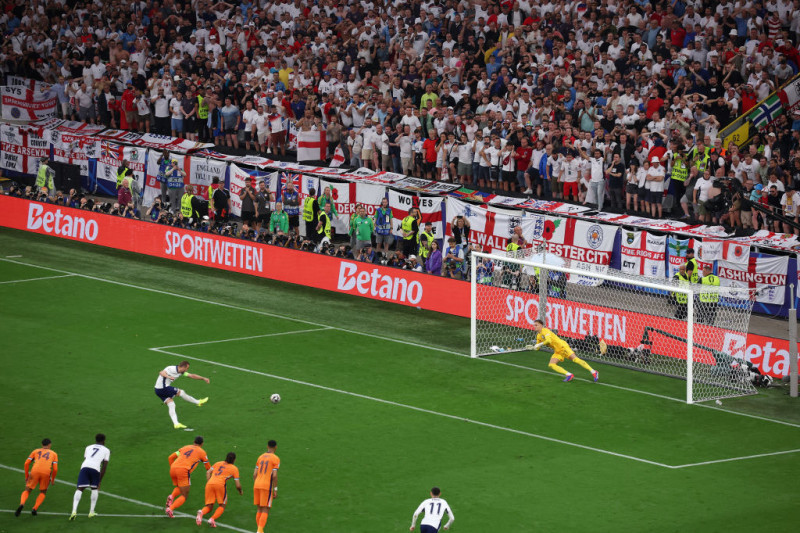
[[3, 0, 800, 233]]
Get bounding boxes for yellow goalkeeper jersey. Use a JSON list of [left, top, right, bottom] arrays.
[[536, 328, 572, 355]]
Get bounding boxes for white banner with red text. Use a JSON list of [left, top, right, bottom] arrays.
[[1, 85, 57, 121], [718, 254, 789, 306]]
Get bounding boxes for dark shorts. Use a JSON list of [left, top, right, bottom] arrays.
[[527, 168, 541, 186], [241, 210, 256, 223], [184, 117, 195, 131], [224, 127, 236, 135], [626, 183, 638, 194], [502, 170, 515, 183], [257, 212, 271, 225], [420, 526, 439, 533], [155, 386, 178, 402], [77, 467, 101, 489], [244, 131, 254, 142], [638, 187, 648, 202], [648, 190, 663, 204], [288, 214, 299, 229]]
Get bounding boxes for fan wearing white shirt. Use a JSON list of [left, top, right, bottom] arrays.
[[69, 433, 110, 520], [154, 361, 210, 429], [410, 487, 454, 532]]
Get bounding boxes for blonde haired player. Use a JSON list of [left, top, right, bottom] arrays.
[[530, 319, 599, 382]]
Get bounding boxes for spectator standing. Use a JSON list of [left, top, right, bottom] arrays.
[[165, 159, 186, 213], [646, 157, 666, 219], [211, 176, 231, 224], [239, 178, 257, 226], [220, 98, 240, 149], [374, 197, 394, 259], [425, 241, 442, 275], [269, 202, 289, 236], [281, 179, 300, 233], [255, 181, 272, 233]]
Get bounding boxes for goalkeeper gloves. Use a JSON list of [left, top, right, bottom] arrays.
[[533, 343, 544, 350]]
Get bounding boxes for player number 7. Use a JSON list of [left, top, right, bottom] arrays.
[[91, 448, 100, 457]]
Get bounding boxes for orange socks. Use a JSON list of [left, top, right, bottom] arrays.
[[170, 487, 181, 499], [211, 506, 225, 520], [20, 490, 30, 505], [171, 495, 185, 511], [33, 493, 46, 510], [200, 504, 213, 517], [257, 511, 269, 529]]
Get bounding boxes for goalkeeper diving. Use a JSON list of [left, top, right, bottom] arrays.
[[529, 319, 599, 383]]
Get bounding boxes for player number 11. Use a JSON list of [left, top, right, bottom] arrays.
[[430, 502, 441, 514]]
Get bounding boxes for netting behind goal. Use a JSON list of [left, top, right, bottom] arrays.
[[470, 250, 758, 404]]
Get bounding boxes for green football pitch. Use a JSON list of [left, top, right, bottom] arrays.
[[1, 227, 799, 533]]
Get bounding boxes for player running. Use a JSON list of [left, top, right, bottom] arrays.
[[196, 452, 243, 528], [165, 436, 211, 518], [16, 438, 58, 517], [531, 319, 599, 382], [69, 433, 110, 520], [154, 361, 210, 429], [253, 440, 280, 533], [410, 486, 454, 532]]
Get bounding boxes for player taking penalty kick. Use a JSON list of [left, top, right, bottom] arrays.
[[196, 452, 243, 528], [165, 436, 211, 518], [16, 438, 58, 516], [253, 440, 280, 533], [154, 361, 210, 429], [531, 319, 599, 382]]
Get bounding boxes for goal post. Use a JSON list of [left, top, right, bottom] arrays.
[[470, 250, 757, 404]]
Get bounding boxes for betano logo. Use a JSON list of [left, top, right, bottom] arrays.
[[26, 203, 98, 241], [336, 261, 423, 304]]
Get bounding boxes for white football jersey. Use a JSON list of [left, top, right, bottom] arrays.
[[415, 497, 453, 527], [80, 444, 110, 471], [155, 365, 184, 389]]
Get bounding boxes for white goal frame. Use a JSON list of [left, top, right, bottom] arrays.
[[470, 251, 699, 402]]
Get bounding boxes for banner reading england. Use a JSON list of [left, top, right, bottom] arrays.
[[620, 230, 667, 278]]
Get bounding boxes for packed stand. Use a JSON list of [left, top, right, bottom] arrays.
[[2, 0, 800, 236]]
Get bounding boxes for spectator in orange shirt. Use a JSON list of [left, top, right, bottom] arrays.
[[16, 438, 58, 516]]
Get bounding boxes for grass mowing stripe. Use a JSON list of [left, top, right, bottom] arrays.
[[0, 274, 75, 285], [671, 448, 800, 469], [153, 327, 334, 349], [0, 464, 250, 533], [5, 256, 800, 431], [149, 347, 674, 469]]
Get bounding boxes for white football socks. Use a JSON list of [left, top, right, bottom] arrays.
[[72, 490, 82, 513], [89, 489, 98, 513], [180, 393, 199, 405], [167, 402, 180, 424]]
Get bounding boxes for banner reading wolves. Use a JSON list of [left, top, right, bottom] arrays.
[[390, 191, 444, 240]]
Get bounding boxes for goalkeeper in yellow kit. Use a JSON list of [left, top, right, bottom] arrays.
[[530, 319, 599, 383]]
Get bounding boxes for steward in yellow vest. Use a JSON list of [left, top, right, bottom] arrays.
[[698, 265, 720, 325]]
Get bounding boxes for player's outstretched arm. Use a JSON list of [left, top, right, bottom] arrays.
[[186, 373, 210, 384], [235, 480, 243, 495]]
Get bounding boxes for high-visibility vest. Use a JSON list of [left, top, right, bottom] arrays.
[[401, 216, 416, 240], [417, 230, 434, 247], [197, 95, 208, 119], [694, 153, 710, 172], [507, 243, 520, 252], [302, 197, 315, 222], [671, 156, 688, 182], [685, 258, 699, 283], [35, 163, 54, 190], [116, 167, 131, 188], [317, 211, 331, 239], [699, 274, 720, 302], [181, 193, 193, 217], [673, 272, 690, 303]]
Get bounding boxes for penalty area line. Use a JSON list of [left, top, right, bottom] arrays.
[[0, 509, 167, 518], [149, 347, 673, 469], [671, 447, 800, 469], [4, 257, 800, 430], [0, 274, 75, 285], [0, 464, 250, 533], [152, 327, 333, 350]]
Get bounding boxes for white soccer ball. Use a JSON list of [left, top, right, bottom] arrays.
[[270, 394, 281, 404]]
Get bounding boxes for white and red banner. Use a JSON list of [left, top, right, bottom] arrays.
[[1, 85, 57, 121], [697, 239, 750, 265], [1, 195, 797, 378], [529, 215, 616, 283], [318, 179, 385, 233], [42, 120, 105, 178], [390, 190, 444, 240], [229, 163, 253, 217], [620, 230, 667, 278], [6, 76, 51, 93], [445, 197, 538, 253], [718, 254, 789, 305], [95, 130, 212, 153], [296, 130, 327, 162], [330, 145, 345, 167], [189, 156, 226, 200], [0, 123, 49, 174], [96, 141, 147, 192]]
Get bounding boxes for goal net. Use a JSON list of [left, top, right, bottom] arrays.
[[470, 249, 758, 404]]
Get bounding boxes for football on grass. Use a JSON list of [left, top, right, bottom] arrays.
[[270, 393, 281, 404]]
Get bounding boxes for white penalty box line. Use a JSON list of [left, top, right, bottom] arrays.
[[0, 464, 250, 533], [3, 257, 800, 461], [0, 273, 75, 285]]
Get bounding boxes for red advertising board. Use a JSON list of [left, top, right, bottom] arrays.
[[0, 196, 795, 377]]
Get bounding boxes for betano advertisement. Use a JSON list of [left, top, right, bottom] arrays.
[[0, 196, 794, 378]]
